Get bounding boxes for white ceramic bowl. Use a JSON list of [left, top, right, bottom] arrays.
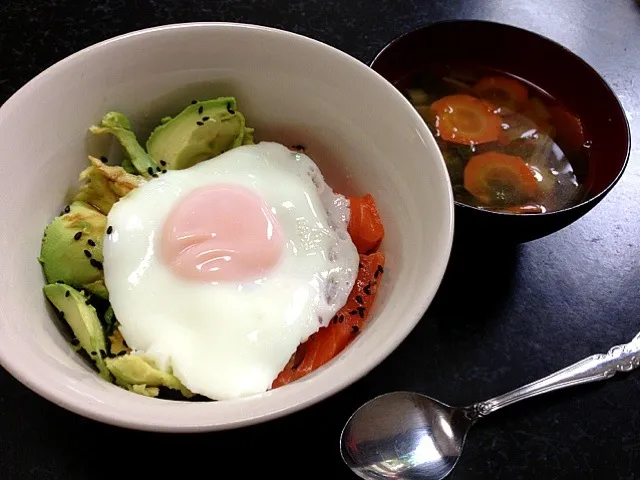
[[0, 23, 453, 432]]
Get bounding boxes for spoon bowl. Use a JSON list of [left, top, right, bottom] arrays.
[[341, 392, 473, 480]]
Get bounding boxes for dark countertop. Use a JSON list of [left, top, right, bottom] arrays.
[[1, 0, 639, 478]]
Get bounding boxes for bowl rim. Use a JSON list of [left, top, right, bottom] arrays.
[[0, 21, 455, 431], [370, 18, 632, 218]]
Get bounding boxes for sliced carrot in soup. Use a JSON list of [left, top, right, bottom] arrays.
[[430, 94, 502, 145], [473, 76, 529, 112], [272, 252, 385, 388], [463, 151, 539, 205]]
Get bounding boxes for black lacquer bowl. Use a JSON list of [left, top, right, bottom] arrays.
[[371, 20, 631, 243]]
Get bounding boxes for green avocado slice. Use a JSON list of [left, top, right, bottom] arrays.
[[43, 283, 111, 381], [89, 111, 158, 178], [105, 354, 193, 399], [39, 201, 108, 299], [146, 97, 254, 171]]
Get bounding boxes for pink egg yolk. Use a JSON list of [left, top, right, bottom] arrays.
[[160, 184, 285, 282]]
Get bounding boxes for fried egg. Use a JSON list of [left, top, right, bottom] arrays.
[[102, 142, 359, 400]]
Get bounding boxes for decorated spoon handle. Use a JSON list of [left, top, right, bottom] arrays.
[[468, 332, 640, 420]]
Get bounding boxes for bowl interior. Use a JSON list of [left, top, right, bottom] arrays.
[[0, 23, 453, 431], [371, 20, 630, 210]]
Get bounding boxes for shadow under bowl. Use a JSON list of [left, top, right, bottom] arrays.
[[371, 19, 631, 243]]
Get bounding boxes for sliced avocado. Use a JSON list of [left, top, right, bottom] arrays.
[[105, 354, 194, 398], [39, 201, 107, 296], [146, 97, 253, 171], [74, 156, 144, 214], [43, 283, 111, 380], [89, 112, 158, 178], [84, 279, 108, 300], [129, 384, 160, 397], [111, 376, 156, 396]]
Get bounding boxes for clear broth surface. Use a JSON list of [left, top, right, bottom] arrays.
[[403, 64, 591, 214]]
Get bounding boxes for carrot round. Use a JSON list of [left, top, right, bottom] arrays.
[[348, 194, 384, 254], [463, 152, 539, 204], [430, 94, 502, 145], [473, 76, 529, 111], [272, 252, 385, 388]]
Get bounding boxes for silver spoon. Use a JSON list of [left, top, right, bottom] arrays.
[[341, 332, 640, 480]]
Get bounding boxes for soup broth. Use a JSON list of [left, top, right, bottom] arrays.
[[404, 64, 590, 213]]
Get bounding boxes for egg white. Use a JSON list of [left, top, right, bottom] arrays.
[[103, 142, 359, 400]]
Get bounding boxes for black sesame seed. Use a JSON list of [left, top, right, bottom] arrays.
[[357, 307, 365, 318], [374, 270, 380, 279], [160, 160, 167, 166], [196, 121, 204, 126], [202, 116, 210, 121], [108, 353, 116, 359], [99, 349, 107, 358], [198, 106, 204, 114], [227, 102, 235, 114], [191, 100, 197, 104], [90, 351, 97, 356], [106, 226, 113, 234], [377, 265, 384, 273], [56, 280, 65, 284], [64, 205, 70, 214], [363, 283, 372, 295], [355, 295, 364, 305], [352, 325, 360, 334], [84, 250, 92, 258], [65, 290, 70, 297], [349, 310, 358, 316], [147, 167, 154, 175], [162, 169, 167, 174], [117, 350, 127, 356], [70, 338, 80, 346], [100, 156, 108, 163], [73, 231, 82, 241], [156, 166, 161, 172], [90, 258, 103, 270], [152, 173, 159, 178], [332, 317, 338, 324], [87, 239, 96, 247]]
